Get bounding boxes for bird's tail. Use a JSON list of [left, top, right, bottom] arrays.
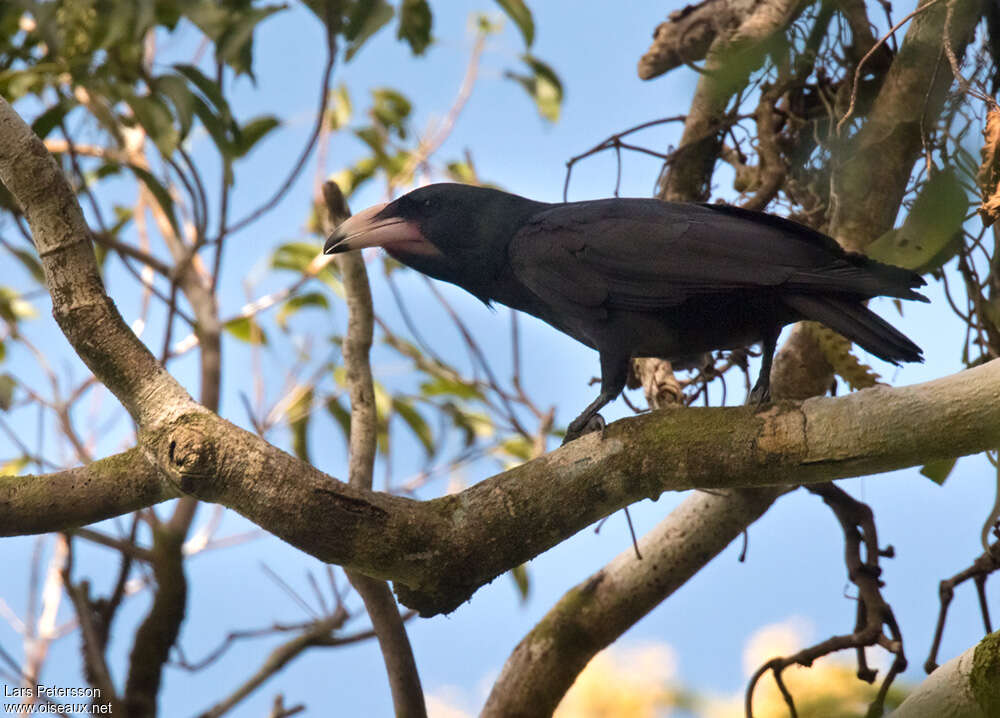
[[782, 294, 923, 365]]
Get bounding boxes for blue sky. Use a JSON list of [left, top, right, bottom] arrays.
[[1, 0, 995, 715]]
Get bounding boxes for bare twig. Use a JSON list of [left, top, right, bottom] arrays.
[[563, 116, 687, 201], [747, 484, 906, 718], [323, 181, 427, 718], [195, 613, 348, 718], [397, 28, 487, 183], [925, 523, 1000, 672], [222, 9, 338, 235], [838, 0, 946, 134]]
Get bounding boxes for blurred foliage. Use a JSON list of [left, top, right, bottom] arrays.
[[427, 621, 909, 717], [493, 0, 533, 47], [505, 53, 563, 122], [801, 322, 882, 391], [866, 169, 967, 272], [977, 107, 1000, 226], [0, 372, 15, 411], [397, 0, 432, 55]]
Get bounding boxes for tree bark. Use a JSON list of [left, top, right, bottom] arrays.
[[893, 631, 1000, 718]]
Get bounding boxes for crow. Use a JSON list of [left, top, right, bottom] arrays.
[[324, 183, 926, 443]]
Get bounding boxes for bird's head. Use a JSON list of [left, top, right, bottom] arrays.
[[323, 183, 544, 295]]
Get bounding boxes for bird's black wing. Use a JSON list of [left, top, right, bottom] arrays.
[[508, 199, 924, 319]]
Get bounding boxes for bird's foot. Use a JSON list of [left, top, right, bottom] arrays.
[[746, 382, 771, 407], [562, 413, 606, 445]]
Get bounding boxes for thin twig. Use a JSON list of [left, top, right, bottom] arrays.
[[838, 0, 945, 134], [222, 13, 338, 235], [323, 181, 427, 718]]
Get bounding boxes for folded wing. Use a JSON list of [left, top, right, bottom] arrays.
[[508, 199, 926, 319]]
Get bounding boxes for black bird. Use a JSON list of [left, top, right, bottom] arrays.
[[325, 183, 926, 443]]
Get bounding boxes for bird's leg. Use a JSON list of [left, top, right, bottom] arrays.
[[563, 354, 628, 445], [564, 395, 612, 444], [747, 327, 778, 406]]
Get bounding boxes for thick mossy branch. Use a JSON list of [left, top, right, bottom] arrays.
[[0, 448, 178, 535], [107, 361, 1000, 616], [5, 361, 1000, 616], [483, 487, 783, 717]]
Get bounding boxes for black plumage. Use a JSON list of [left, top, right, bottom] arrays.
[[325, 183, 926, 443]]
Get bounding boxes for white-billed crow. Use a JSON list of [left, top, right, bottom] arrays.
[[324, 183, 926, 443]]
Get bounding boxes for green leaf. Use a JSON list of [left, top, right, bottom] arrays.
[[224, 316, 268, 344], [373, 381, 392, 453], [31, 98, 74, 140], [474, 12, 503, 35], [127, 165, 181, 238], [0, 288, 38, 322], [505, 54, 562, 122], [0, 64, 61, 102], [180, 3, 286, 78], [445, 160, 477, 184], [215, 5, 285, 78], [155, 74, 196, 139], [0, 456, 29, 476], [125, 93, 179, 157], [441, 403, 493, 445], [276, 292, 330, 330], [272, 241, 322, 273], [326, 396, 352, 440], [354, 126, 389, 159], [397, 0, 432, 55], [420, 376, 484, 401], [234, 114, 280, 157], [92, 0, 150, 49], [509, 563, 530, 601], [371, 87, 412, 138], [329, 156, 378, 198], [494, 0, 534, 47], [173, 64, 228, 113], [867, 169, 968, 273], [920, 457, 957, 485], [0, 340, 5, 363], [288, 388, 313, 463], [326, 84, 352, 131], [345, 0, 394, 61], [190, 93, 237, 159], [110, 205, 135, 236], [499, 435, 534, 462], [0, 373, 16, 411], [392, 397, 434, 456]]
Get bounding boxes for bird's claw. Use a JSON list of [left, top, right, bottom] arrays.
[[562, 413, 606, 445], [747, 382, 771, 407]]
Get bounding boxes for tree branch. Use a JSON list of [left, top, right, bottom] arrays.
[[123, 527, 187, 717], [197, 613, 347, 718], [1, 448, 176, 536], [482, 486, 785, 717], [3, 339, 1000, 618], [0, 98, 200, 430], [832, 0, 984, 251], [656, 0, 804, 202], [638, 0, 755, 81], [9, 358, 990, 618], [323, 181, 426, 718], [894, 630, 1000, 717]]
